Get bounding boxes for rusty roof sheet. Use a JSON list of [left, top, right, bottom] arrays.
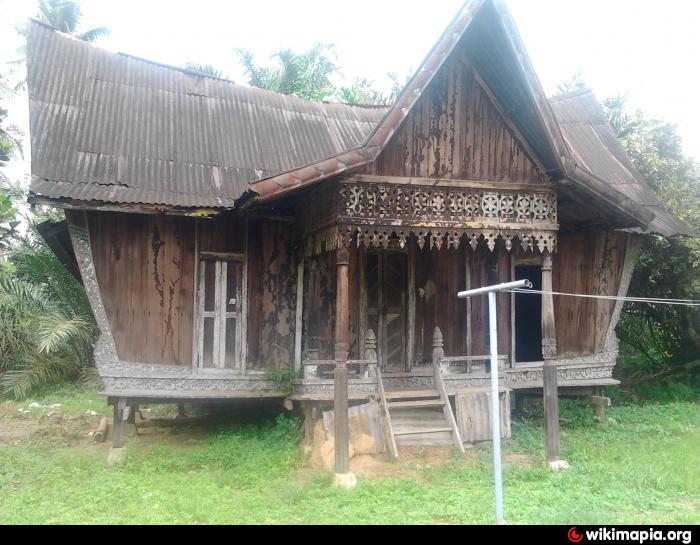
[[26, 20, 386, 209], [550, 90, 692, 238]]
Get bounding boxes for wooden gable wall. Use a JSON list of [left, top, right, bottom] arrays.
[[369, 56, 548, 184]]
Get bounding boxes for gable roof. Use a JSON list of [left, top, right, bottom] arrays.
[[26, 20, 386, 209], [25, 1, 689, 237], [251, 0, 570, 199], [550, 90, 692, 238]]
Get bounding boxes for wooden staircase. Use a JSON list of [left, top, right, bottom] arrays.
[[377, 366, 465, 460]]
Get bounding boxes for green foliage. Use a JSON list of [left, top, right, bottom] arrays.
[[556, 71, 588, 95], [0, 188, 97, 398], [183, 62, 228, 80], [264, 367, 302, 395], [602, 96, 700, 388], [236, 44, 406, 106], [0, 393, 696, 524], [35, 0, 110, 42], [236, 43, 339, 102]]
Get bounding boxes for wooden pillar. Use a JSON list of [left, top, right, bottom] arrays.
[[334, 244, 350, 475], [112, 397, 126, 449], [541, 253, 560, 462]]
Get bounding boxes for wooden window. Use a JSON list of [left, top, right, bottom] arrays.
[[196, 254, 244, 370]]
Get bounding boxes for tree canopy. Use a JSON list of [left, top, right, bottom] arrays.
[[603, 95, 700, 390], [35, 0, 110, 43]]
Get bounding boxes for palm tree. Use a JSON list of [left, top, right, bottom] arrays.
[[236, 42, 339, 102], [36, 0, 110, 43], [183, 62, 228, 80]]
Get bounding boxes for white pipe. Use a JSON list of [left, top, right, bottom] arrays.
[[488, 291, 505, 525], [458, 279, 532, 299], [455, 278, 533, 525]]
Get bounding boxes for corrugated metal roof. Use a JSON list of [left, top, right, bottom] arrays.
[[26, 3, 689, 238], [550, 90, 692, 238], [26, 20, 386, 209]]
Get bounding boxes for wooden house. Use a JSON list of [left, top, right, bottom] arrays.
[[25, 0, 689, 461]]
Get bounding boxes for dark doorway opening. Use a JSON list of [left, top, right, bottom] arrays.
[[514, 265, 543, 363]]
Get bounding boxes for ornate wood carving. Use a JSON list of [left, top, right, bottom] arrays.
[[334, 181, 557, 254], [66, 211, 119, 363]]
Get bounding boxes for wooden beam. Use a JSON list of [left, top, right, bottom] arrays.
[[334, 245, 351, 475], [541, 253, 560, 462], [294, 256, 305, 372], [112, 397, 126, 448], [604, 235, 642, 352], [407, 241, 416, 371], [346, 174, 555, 192]]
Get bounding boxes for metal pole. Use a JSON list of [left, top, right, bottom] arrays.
[[458, 278, 530, 525], [488, 291, 504, 525]]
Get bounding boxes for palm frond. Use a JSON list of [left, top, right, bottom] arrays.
[[36, 313, 93, 354], [77, 26, 110, 43]]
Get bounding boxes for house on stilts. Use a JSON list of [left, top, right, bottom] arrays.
[[25, 0, 690, 460]]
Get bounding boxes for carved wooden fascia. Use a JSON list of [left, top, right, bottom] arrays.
[[65, 211, 119, 363], [333, 181, 558, 254]]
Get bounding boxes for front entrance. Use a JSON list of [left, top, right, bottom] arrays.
[[514, 264, 543, 363], [196, 255, 244, 370], [365, 250, 408, 372]]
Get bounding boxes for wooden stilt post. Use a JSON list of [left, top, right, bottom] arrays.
[[541, 253, 562, 465], [112, 398, 126, 449], [333, 242, 353, 485]]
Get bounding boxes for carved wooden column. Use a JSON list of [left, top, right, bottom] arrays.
[[334, 244, 351, 476], [541, 252, 561, 462]]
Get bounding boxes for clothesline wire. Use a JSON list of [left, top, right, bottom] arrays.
[[506, 288, 700, 308]]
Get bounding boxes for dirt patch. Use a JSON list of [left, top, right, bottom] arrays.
[[349, 446, 464, 481], [503, 453, 537, 467], [0, 402, 101, 448]]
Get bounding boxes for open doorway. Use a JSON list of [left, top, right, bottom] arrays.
[[514, 265, 543, 363]]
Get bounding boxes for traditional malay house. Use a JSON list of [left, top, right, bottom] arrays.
[[25, 0, 689, 465]]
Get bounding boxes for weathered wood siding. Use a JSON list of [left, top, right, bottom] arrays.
[[466, 245, 511, 359], [303, 251, 336, 360], [87, 211, 195, 366], [414, 244, 468, 363], [246, 219, 297, 369], [370, 57, 547, 184], [554, 231, 628, 357]]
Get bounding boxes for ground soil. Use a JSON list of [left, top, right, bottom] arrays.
[[1, 402, 460, 481]]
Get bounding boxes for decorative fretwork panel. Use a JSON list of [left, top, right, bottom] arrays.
[[303, 181, 558, 256], [339, 183, 558, 227]]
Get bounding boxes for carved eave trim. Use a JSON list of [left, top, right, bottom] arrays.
[[304, 224, 557, 256], [66, 211, 119, 363]]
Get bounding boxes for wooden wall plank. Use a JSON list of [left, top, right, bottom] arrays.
[[88, 211, 195, 366], [554, 231, 627, 356], [369, 57, 547, 185]]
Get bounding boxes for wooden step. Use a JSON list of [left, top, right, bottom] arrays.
[[384, 389, 441, 400], [394, 427, 454, 436], [387, 400, 446, 409]]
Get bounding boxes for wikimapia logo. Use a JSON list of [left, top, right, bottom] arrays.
[[567, 527, 693, 544]]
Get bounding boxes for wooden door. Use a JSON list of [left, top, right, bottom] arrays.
[[197, 256, 243, 370], [366, 250, 407, 372]]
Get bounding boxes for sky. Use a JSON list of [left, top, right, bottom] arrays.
[[2, 0, 700, 185]]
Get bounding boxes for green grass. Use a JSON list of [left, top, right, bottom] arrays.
[[0, 384, 698, 524]]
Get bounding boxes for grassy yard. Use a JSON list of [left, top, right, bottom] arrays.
[[0, 384, 698, 524]]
